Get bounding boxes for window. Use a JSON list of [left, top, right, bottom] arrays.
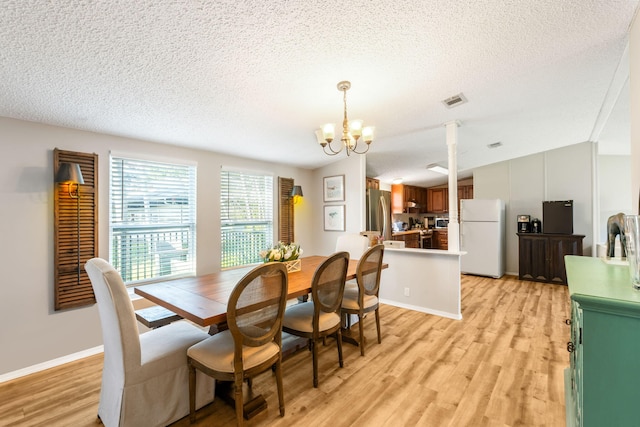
[[110, 156, 196, 284], [221, 169, 273, 268]]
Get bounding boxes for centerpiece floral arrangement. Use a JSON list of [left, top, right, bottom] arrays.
[[260, 242, 303, 272], [260, 241, 302, 263]]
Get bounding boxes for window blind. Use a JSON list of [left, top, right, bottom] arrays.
[[110, 157, 196, 284], [221, 169, 273, 268]]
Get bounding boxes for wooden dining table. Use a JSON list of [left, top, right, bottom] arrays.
[[135, 255, 383, 327]]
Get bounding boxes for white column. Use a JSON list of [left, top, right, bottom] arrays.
[[445, 120, 460, 252]]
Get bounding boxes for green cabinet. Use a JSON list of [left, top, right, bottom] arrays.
[[565, 256, 640, 426]]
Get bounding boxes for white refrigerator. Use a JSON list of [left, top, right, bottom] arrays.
[[460, 199, 505, 278]]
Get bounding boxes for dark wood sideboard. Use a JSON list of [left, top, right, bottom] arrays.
[[517, 233, 584, 285]]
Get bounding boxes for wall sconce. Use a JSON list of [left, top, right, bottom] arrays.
[[55, 162, 85, 197], [291, 185, 304, 204], [55, 162, 85, 284]]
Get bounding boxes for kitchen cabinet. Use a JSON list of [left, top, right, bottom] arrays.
[[392, 184, 428, 213], [517, 233, 584, 284], [432, 229, 448, 250], [426, 184, 473, 213], [391, 231, 420, 248], [366, 177, 379, 189], [565, 255, 640, 426], [391, 184, 405, 214], [427, 188, 448, 213], [457, 185, 473, 213]]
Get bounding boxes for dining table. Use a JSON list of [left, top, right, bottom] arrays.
[[135, 255, 386, 327], [134, 254, 387, 419]]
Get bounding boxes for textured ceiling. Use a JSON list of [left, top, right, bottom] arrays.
[[1, 0, 638, 186]]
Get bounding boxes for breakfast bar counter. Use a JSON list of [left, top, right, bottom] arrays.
[[379, 246, 462, 319]]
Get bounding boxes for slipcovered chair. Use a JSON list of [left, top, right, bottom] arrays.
[[85, 258, 214, 427], [336, 233, 369, 291], [335, 233, 369, 260], [283, 251, 349, 388], [340, 244, 384, 356], [187, 262, 288, 426]]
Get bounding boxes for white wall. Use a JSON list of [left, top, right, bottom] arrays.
[[474, 142, 594, 275], [0, 117, 318, 375], [632, 14, 640, 212], [598, 155, 631, 245], [311, 155, 366, 255]]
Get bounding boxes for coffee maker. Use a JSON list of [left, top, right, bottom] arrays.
[[531, 218, 542, 233], [517, 215, 531, 233]]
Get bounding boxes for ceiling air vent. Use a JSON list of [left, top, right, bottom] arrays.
[[442, 93, 468, 108], [487, 141, 503, 149]]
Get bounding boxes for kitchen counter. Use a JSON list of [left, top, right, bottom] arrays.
[[379, 247, 462, 320], [392, 229, 434, 249], [391, 229, 422, 236]]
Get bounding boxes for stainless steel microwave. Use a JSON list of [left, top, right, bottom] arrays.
[[435, 218, 449, 228]]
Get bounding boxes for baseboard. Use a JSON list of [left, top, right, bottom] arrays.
[[380, 299, 462, 320], [0, 345, 104, 384]]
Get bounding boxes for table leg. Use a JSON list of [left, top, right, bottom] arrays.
[[215, 381, 267, 420]]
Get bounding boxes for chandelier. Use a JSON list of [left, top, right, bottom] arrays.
[[318, 81, 374, 156]]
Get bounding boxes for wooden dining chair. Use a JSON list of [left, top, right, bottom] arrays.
[[283, 251, 349, 388], [341, 244, 384, 356], [187, 262, 288, 426]]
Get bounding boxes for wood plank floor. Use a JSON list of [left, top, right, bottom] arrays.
[[0, 274, 570, 426]]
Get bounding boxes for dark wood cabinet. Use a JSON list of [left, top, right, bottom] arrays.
[[391, 232, 420, 248], [433, 229, 448, 250], [366, 177, 379, 189], [391, 184, 404, 214], [457, 185, 473, 213], [518, 233, 584, 284], [391, 184, 429, 213], [427, 188, 448, 213]]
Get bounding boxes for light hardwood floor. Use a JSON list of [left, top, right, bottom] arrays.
[[0, 274, 570, 426]]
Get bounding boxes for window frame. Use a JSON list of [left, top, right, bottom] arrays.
[[220, 168, 275, 269], [109, 154, 197, 285]]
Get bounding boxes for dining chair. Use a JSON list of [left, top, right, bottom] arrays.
[[336, 234, 369, 291], [187, 262, 288, 426], [84, 258, 214, 427], [335, 233, 369, 260], [283, 251, 349, 388], [341, 244, 384, 356]]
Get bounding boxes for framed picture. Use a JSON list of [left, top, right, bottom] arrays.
[[323, 175, 345, 202], [324, 205, 345, 231]]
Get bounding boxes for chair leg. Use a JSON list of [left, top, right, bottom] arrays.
[[336, 328, 344, 368], [311, 339, 319, 388], [375, 308, 382, 344], [358, 314, 365, 357], [188, 362, 197, 424], [234, 376, 244, 426], [275, 357, 285, 417]]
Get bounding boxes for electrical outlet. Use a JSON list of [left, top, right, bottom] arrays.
[[404, 287, 410, 297]]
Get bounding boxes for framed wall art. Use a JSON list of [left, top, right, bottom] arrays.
[[324, 205, 345, 231], [323, 174, 345, 202]]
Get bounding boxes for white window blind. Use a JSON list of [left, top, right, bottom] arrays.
[[110, 157, 197, 284], [221, 169, 273, 268]]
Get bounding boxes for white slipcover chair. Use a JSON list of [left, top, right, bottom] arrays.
[[85, 258, 214, 427], [335, 234, 369, 260], [336, 233, 369, 290]]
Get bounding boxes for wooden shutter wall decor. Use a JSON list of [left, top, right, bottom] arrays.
[[278, 177, 294, 244], [54, 148, 98, 310]]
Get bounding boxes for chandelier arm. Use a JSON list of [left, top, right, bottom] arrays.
[[323, 141, 342, 155], [349, 140, 371, 155]]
